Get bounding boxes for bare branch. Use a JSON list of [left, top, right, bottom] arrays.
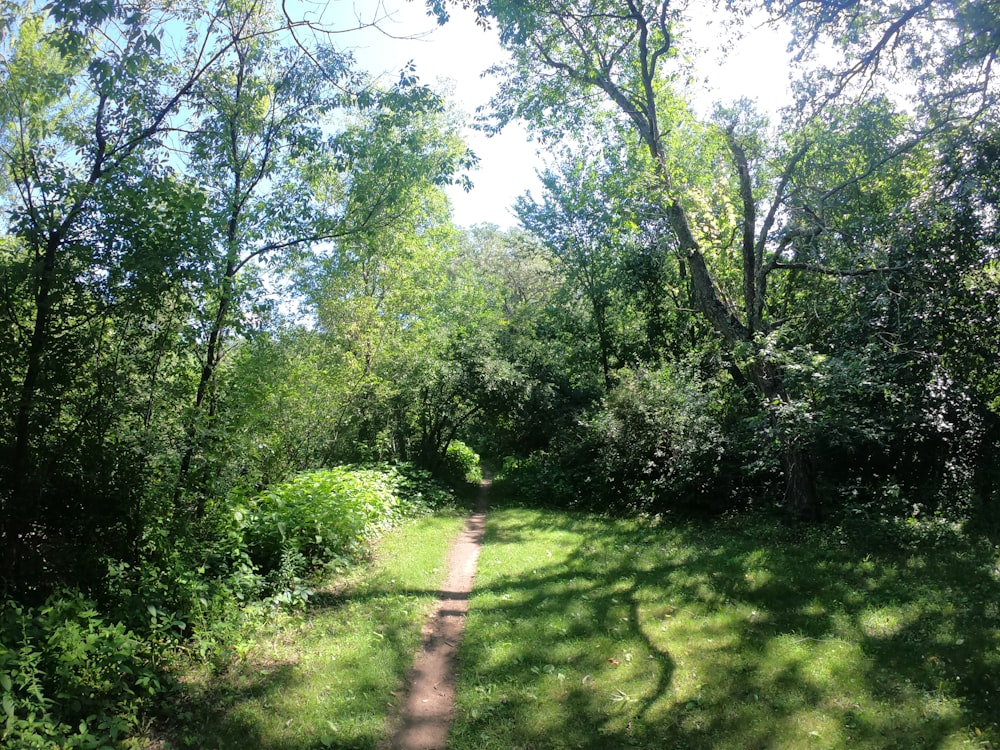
[[755, 140, 810, 326], [647, 0, 672, 73]]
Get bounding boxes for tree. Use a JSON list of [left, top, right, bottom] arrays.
[[474, 0, 835, 514], [750, 0, 1000, 511], [406, 246, 530, 467], [756, 0, 999, 122], [0, 0, 245, 592], [454, 224, 590, 458], [293, 84, 478, 464], [518, 143, 645, 389], [0, 0, 382, 594], [174, 0, 354, 509], [440, 0, 963, 518]]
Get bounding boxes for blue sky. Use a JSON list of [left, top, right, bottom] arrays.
[[314, 0, 793, 228]]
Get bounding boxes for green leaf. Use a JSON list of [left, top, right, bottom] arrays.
[[2, 694, 14, 719]]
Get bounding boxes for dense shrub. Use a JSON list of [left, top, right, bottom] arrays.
[[244, 463, 451, 574], [442, 440, 482, 484], [505, 365, 746, 514], [500, 450, 582, 507], [590, 367, 730, 510], [101, 537, 262, 666], [0, 592, 163, 749], [0, 462, 456, 750]]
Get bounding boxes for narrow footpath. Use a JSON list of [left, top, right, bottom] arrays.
[[388, 477, 491, 750]]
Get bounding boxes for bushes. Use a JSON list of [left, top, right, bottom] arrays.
[[1, 462, 456, 749], [505, 364, 747, 514], [442, 440, 482, 484], [589, 367, 730, 510], [0, 592, 162, 749], [244, 463, 453, 577]]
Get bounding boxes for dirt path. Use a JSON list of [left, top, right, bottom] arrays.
[[388, 478, 490, 750]]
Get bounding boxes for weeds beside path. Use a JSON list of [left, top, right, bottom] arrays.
[[159, 512, 466, 750]]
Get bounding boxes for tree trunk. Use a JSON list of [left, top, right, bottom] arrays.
[[175, 281, 231, 515], [2, 234, 59, 594], [783, 443, 821, 521], [753, 364, 822, 522], [594, 303, 613, 391]]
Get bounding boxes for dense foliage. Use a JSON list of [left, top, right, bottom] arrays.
[[0, 0, 997, 745], [447, 0, 1000, 522], [0, 462, 456, 747], [245, 464, 454, 574]]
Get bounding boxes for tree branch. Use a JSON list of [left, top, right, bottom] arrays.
[[726, 129, 757, 331], [772, 261, 908, 277], [755, 140, 810, 326]]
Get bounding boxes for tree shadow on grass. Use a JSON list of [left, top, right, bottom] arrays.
[[449, 506, 1000, 749], [159, 660, 299, 749], [158, 585, 445, 750]]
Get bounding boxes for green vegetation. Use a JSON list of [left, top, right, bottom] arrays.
[[158, 512, 465, 750], [0, 464, 459, 749], [0, 0, 998, 747], [452, 501, 1000, 749], [443, 441, 485, 485], [0, 593, 165, 748], [246, 465, 451, 574]]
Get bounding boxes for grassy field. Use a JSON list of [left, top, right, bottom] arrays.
[[156, 511, 466, 750], [450, 504, 1000, 750], [152, 495, 1000, 750]]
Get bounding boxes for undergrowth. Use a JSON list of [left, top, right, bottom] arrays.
[[153, 511, 466, 749], [0, 463, 459, 749]]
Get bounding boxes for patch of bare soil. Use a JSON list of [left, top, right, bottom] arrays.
[[386, 479, 490, 750]]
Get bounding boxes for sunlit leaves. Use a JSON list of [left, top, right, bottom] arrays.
[[478, 0, 687, 142]]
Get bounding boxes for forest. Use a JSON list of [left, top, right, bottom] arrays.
[[0, 0, 998, 746]]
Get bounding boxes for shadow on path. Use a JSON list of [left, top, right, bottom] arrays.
[[387, 475, 491, 750]]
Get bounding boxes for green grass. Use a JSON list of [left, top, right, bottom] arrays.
[[157, 512, 466, 750], [450, 504, 1000, 750]]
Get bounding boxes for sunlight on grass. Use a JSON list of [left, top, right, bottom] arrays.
[[166, 512, 465, 750], [451, 504, 1000, 750], [858, 603, 919, 638]]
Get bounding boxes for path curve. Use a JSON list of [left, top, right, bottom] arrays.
[[389, 478, 490, 750]]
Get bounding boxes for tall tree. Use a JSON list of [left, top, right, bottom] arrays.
[[442, 0, 945, 518], [175, 0, 353, 508], [756, 0, 1000, 121], [0, 0, 232, 591], [294, 85, 477, 463], [0, 0, 365, 594], [455, 224, 586, 457], [517, 144, 643, 390]]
